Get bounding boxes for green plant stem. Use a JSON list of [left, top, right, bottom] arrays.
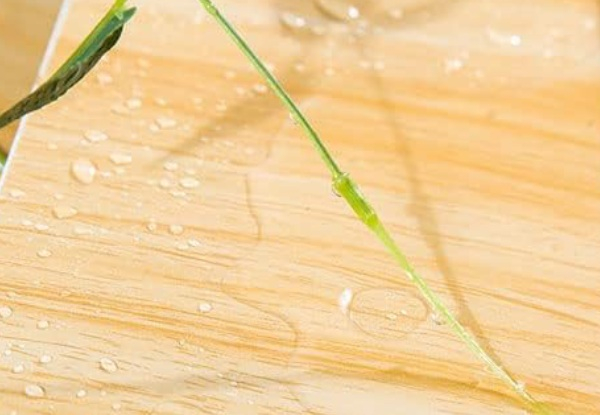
[[197, 1, 558, 413]]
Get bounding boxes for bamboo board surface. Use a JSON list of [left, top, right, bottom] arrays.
[[0, 1, 599, 414]]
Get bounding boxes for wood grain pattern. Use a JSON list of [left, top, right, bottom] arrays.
[[0, 0, 599, 414], [0, 0, 63, 151]]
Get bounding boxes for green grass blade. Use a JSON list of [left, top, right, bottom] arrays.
[[196, 1, 560, 413], [0, 1, 136, 131]]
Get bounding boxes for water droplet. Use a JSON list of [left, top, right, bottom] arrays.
[[486, 28, 522, 47], [21, 219, 33, 227], [99, 357, 118, 373], [24, 384, 45, 398], [159, 178, 172, 189], [169, 224, 184, 235], [338, 288, 353, 315], [39, 355, 52, 364], [179, 177, 200, 189], [444, 58, 464, 73], [12, 364, 25, 374], [37, 249, 52, 259], [155, 117, 178, 129], [280, 11, 307, 30], [96, 72, 113, 85], [430, 311, 446, 326], [111, 103, 129, 115], [187, 239, 201, 248], [109, 153, 133, 166], [516, 380, 526, 393], [52, 205, 78, 220], [76, 389, 87, 398], [163, 161, 179, 172], [84, 130, 108, 143], [198, 302, 213, 313], [146, 221, 158, 232], [34, 223, 49, 231], [71, 159, 97, 185], [0, 306, 12, 319], [112, 402, 122, 411], [125, 98, 142, 110], [314, 0, 360, 21], [388, 8, 404, 20], [37, 320, 50, 330], [9, 189, 26, 199], [350, 289, 428, 339], [252, 83, 268, 94]]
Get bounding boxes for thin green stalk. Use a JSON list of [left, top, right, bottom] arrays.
[[196, 1, 559, 414]]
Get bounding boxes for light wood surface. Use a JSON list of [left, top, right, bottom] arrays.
[[1, 0, 599, 414], [0, 0, 63, 152]]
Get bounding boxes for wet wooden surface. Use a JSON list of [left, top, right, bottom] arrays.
[[0, 0, 599, 414], [0, 0, 63, 152]]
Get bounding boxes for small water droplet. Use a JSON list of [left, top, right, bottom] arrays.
[[444, 58, 464, 73], [52, 205, 78, 220], [96, 72, 113, 85], [99, 357, 118, 373], [338, 288, 354, 315], [314, 0, 360, 21], [21, 219, 33, 227], [71, 159, 97, 185], [252, 83, 268, 94], [146, 221, 158, 232], [163, 161, 179, 172], [280, 11, 307, 30], [12, 364, 25, 374], [109, 153, 133, 166], [187, 239, 201, 248], [0, 306, 13, 319], [155, 117, 178, 129], [486, 28, 522, 47], [37, 249, 52, 259], [24, 384, 45, 398], [198, 302, 213, 313], [125, 98, 142, 110], [516, 380, 526, 393], [388, 8, 404, 20], [37, 320, 50, 330], [76, 389, 87, 398], [39, 355, 52, 364], [84, 130, 108, 143], [112, 402, 122, 411], [430, 311, 446, 326], [169, 224, 184, 235], [9, 189, 26, 199], [179, 177, 200, 189]]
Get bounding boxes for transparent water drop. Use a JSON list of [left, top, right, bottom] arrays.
[[37, 320, 50, 330], [24, 384, 45, 399], [198, 302, 213, 313], [280, 11, 307, 30], [444, 58, 464, 73], [338, 288, 353, 315], [159, 178, 172, 189], [0, 306, 13, 319], [125, 98, 142, 110], [169, 224, 184, 235], [12, 364, 25, 374], [179, 177, 200, 189], [96, 72, 113, 85], [99, 357, 118, 373], [146, 222, 158, 232], [314, 0, 361, 21], [155, 117, 178, 129], [112, 402, 122, 411], [430, 311, 446, 326], [76, 389, 87, 398], [84, 130, 108, 143], [9, 189, 25, 199], [109, 153, 133, 166], [71, 159, 97, 185], [37, 249, 52, 259], [486, 28, 522, 47], [39, 355, 52, 364], [187, 239, 201, 248], [163, 161, 179, 172], [52, 205, 78, 220], [252, 83, 268, 94]]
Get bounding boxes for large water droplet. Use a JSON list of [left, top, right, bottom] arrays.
[[350, 289, 428, 339], [71, 159, 97, 184]]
